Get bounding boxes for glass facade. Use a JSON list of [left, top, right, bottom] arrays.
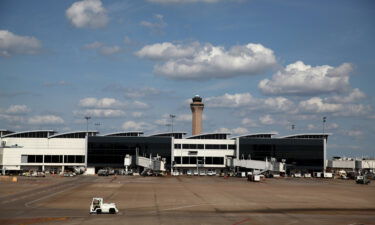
[[87, 136, 172, 168], [239, 138, 324, 171]]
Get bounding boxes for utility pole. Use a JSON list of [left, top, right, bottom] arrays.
[[169, 114, 176, 133], [322, 117, 327, 134], [165, 123, 171, 132], [84, 116, 91, 135]]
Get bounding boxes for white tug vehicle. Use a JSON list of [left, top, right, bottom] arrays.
[[90, 197, 119, 214]]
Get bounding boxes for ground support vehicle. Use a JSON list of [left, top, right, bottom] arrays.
[[247, 174, 260, 182], [356, 175, 371, 185], [97, 169, 109, 176], [90, 198, 119, 214]]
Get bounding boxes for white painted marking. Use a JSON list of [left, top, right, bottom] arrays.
[[24, 184, 79, 208]]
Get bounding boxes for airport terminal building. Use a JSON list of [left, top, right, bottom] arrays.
[[0, 96, 329, 174], [0, 130, 328, 174]]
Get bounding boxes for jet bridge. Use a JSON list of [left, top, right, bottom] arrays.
[[136, 155, 166, 172], [229, 158, 285, 173]]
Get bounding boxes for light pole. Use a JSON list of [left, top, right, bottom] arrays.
[[84, 116, 91, 135], [169, 114, 176, 133], [95, 122, 101, 133], [322, 117, 327, 134], [165, 123, 171, 132]]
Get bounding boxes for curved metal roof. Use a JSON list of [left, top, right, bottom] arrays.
[[148, 132, 187, 136], [102, 131, 144, 137], [230, 132, 278, 139], [280, 133, 332, 139], [2, 130, 56, 138], [148, 132, 187, 139], [49, 131, 98, 138], [186, 132, 230, 139]]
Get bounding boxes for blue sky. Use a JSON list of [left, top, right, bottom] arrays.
[[1, 0, 374, 158]]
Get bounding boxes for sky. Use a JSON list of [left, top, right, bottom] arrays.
[[0, 0, 374, 158]]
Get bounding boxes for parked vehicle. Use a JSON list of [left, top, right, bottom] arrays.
[[207, 170, 216, 176], [323, 172, 333, 178], [90, 197, 119, 214], [247, 174, 260, 182], [199, 170, 206, 176], [356, 175, 371, 185], [97, 169, 109, 176], [193, 170, 199, 176], [172, 171, 180, 176], [187, 170, 193, 176], [293, 173, 302, 178]]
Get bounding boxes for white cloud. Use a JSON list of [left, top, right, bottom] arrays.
[[99, 45, 121, 55], [122, 121, 154, 131], [104, 85, 161, 98], [132, 101, 149, 109], [83, 41, 103, 49], [136, 42, 197, 60], [231, 127, 249, 135], [28, 115, 64, 125], [241, 118, 258, 127], [74, 109, 125, 118], [5, 105, 30, 114], [307, 124, 316, 130], [206, 93, 257, 108], [345, 130, 363, 138], [124, 87, 161, 98], [214, 127, 249, 135], [136, 42, 276, 80], [79, 97, 122, 108], [326, 123, 339, 130], [205, 92, 295, 113], [298, 97, 343, 113], [298, 97, 372, 116], [175, 114, 192, 122], [327, 88, 366, 104], [0, 114, 25, 123], [66, 0, 108, 28], [154, 118, 169, 126], [0, 30, 41, 57], [263, 97, 295, 113], [147, 0, 221, 4], [155, 113, 200, 126], [140, 14, 167, 34], [214, 127, 231, 133], [334, 104, 372, 117], [83, 42, 121, 55], [78, 97, 149, 109], [131, 112, 144, 118], [259, 61, 352, 95], [259, 114, 274, 125], [307, 123, 339, 131]]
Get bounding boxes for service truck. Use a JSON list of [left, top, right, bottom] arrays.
[[90, 197, 119, 214]]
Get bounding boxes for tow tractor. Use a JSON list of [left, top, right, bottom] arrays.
[[90, 197, 119, 214]]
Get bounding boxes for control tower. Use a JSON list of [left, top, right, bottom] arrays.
[[190, 95, 204, 135]]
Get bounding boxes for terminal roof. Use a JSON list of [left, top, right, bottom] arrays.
[[148, 132, 187, 139], [2, 130, 56, 138], [280, 133, 332, 139], [103, 131, 144, 137], [49, 131, 98, 138], [231, 133, 277, 139], [186, 132, 230, 140]]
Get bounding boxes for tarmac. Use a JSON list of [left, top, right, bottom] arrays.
[[0, 175, 374, 225]]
